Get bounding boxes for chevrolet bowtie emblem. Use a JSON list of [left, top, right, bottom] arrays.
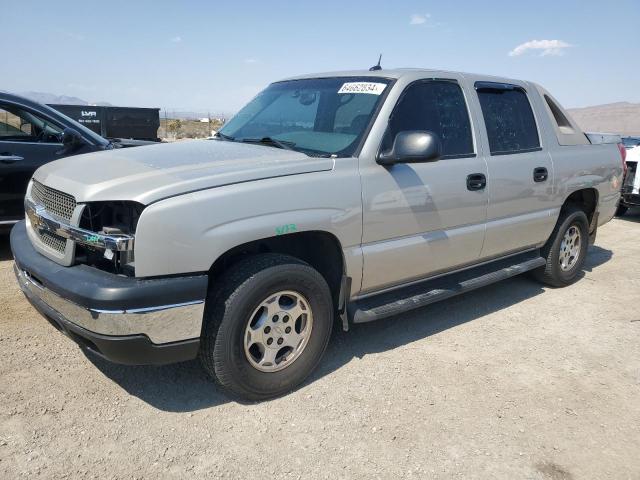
[[27, 205, 46, 230]]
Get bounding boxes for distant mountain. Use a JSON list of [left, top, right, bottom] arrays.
[[568, 102, 640, 136], [18, 91, 112, 107]]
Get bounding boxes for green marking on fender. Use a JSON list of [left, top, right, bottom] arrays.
[[276, 224, 297, 235]]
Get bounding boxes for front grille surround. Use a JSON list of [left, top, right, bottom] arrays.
[[27, 180, 81, 266], [31, 180, 76, 222]]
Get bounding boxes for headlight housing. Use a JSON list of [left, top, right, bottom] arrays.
[[75, 201, 145, 276]]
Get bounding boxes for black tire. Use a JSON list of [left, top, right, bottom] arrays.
[[616, 204, 628, 217], [533, 206, 589, 287], [199, 253, 333, 401]]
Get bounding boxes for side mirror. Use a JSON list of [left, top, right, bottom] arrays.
[[377, 131, 442, 166], [60, 128, 87, 154]]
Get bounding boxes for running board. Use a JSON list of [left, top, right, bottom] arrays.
[[349, 251, 546, 324]]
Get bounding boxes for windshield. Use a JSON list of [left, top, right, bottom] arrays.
[[218, 77, 391, 157], [622, 137, 640, 148]]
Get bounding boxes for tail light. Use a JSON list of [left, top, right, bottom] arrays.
[[618, 143, 627, 176]]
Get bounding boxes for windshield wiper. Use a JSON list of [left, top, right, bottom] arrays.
[[241, 137, 296, 151], [214, 132, 236, 141]]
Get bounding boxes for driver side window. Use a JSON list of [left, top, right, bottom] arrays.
[[382, 80, 475, 159], [0, 104, 63, 143]]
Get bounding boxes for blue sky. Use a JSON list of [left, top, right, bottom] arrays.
[[3, 0, 639, 112]]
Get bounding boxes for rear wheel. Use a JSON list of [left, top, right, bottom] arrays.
[[533, 206, 589, 287], [199, 253, 333, 400]]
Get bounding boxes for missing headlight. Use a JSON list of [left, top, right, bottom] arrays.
[[76, 201, 145, 276], [79, 201, 144, 235]]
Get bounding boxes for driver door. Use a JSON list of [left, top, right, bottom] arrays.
[[359, 78, 489, 293], [0, 101, 64, 222]]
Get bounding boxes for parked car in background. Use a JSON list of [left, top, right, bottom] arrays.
[[11, 69, 624, 400], [0, 92, 114, 231], [621, 136, 640, 149], [0, 92, 159, 231], [618, 143, 640, 215]]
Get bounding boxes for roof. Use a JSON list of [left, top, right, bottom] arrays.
[[280, 68, 523, 84]]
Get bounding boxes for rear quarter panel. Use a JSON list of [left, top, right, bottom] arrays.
[[526, 86, 622, 230], [548, 143, 622, 225]]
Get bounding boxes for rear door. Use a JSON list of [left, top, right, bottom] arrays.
[[0, 101, 65, 222], [471, 81, 555, 258], [360, 77, 488, 293]]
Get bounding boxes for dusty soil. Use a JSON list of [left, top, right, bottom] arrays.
[[1, 215, 639, 479]]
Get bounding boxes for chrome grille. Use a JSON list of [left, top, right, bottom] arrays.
[[37, 230, 67, 253], [31, 180, 76, 221]]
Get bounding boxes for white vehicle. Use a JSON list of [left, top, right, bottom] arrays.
[[619, 144, 640, 215]]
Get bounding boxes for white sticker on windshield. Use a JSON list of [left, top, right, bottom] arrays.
[[338, 82, 387, 95]]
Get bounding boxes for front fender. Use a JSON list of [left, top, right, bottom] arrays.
[[133, 161, 363, 283]]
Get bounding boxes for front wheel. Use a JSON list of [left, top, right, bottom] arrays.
[[199, 253, 333, 401], [533, 206, 589, 287]]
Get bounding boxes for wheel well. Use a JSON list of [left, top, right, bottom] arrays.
[[209, 231, 345, 309], [562, 188, 598, 225]]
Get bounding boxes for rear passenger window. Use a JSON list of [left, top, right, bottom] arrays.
[[476, 83, 540, 155], [383, 80, 474, 158]]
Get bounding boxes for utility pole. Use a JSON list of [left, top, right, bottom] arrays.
[[164, 109, 168, 139]]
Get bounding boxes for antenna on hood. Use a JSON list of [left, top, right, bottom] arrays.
[[369, 54, 382, 71]]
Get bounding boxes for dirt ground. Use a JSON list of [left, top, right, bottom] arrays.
[[1, 214, 639, 480]]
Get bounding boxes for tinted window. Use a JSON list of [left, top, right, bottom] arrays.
[[0, 104, 63, 143], [383, 80, 474, 158], [476, 85, 540, 155]]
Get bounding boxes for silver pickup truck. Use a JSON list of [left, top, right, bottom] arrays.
[[10, 69, 625, 400]]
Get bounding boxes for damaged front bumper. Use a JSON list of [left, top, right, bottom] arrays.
[[11, 221, 208, 365]]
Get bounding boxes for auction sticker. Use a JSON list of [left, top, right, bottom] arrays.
[[338, 82, 387, 95]]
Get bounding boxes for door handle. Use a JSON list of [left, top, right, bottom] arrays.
[[0, 154, 24, 163], [533, 167, 548, 182], [466, 173, 486, 191]]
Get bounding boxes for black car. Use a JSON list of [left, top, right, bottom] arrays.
[[0, 92, 112, 231]]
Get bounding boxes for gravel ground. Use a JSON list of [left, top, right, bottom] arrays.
[[1, 215, 639, 479]]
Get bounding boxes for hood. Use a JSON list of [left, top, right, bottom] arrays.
[[33, 140, 334, 205]]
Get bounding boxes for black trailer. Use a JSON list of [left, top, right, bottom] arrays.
[[49, 104, 160, 142]]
